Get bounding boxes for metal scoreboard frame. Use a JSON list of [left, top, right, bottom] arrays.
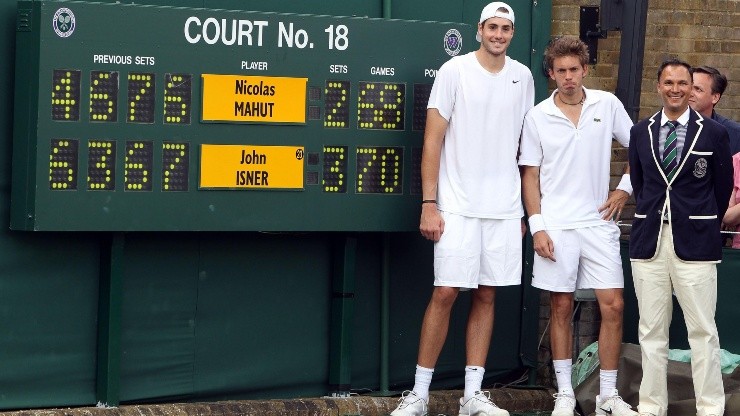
[[11, 1, 473, 231]]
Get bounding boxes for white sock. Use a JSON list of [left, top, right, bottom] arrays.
[[599, 369, 618, 399], [553, 359, 574, 396], [411, 365, 434, 401], [463, 366, 485, 401]]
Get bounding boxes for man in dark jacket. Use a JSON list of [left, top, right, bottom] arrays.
[[689, 65, 740, 155], [628, 58, 732, 416]]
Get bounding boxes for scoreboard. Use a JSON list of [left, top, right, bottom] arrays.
[[11, 1, 472, 231]]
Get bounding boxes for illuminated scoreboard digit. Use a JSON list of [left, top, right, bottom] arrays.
[[164, 73, 192, 124], [322, 146, 347, 193], [51, 69, 80, 121], [356, 146, 403, 194], [127, 73, 155, 123], [124, 141, 153, 191], [49, 139, 78, 190], [162, 142, 189, 192], [87, 140, 116, 190], [413, 83, 433, 131], [89, 71, 118, 122], [357, 82, 405, 130], [324, 80, 349, 128]]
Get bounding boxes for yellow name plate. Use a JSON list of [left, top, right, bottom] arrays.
[[201, 74, 308, 123], [200, 144, 304, 189]]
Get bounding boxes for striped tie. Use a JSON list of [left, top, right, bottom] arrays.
[[662, 120, 678, 180]]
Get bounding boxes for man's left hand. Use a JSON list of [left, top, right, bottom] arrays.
[[598, 190, 630, 221]]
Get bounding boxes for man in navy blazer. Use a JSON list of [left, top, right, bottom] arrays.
[[628, 58, 732, 416]]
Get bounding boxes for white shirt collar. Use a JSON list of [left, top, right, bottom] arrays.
[[660, 106, 690, 127]]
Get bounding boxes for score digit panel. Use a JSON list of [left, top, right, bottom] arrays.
[[356, 147, 402, 194], [357, 82, 405, 130], [11, 1, 473, 231], [89, 71, 117, 122], [51, 70, 80, 121], [324, 81, 349, 128], [128, 73, 155, 124], [164, 74, 192, 124]]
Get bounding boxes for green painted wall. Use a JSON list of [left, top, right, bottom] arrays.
[[0, 0, 552, 410], [5, 1, 736, 411]]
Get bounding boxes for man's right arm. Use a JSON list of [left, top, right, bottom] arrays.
[[419, 108, 447, 242], [521, 165, 555, 261]]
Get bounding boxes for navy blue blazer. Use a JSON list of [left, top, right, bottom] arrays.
[[628, 108, 733, 262]]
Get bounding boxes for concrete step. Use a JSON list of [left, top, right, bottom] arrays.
[[0, 388, 556, 416]]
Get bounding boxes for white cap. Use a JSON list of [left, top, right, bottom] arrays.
[[476, 2, 515, 42]]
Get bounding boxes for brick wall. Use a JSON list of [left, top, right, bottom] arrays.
[[535, 0, 739, 388], [640, 0, 739, 121], [552, 0, 739, 119]]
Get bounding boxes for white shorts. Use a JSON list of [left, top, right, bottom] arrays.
[[433, 212, 522, 289], [531, 223, 624, 292]]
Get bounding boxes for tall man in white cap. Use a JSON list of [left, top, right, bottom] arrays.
[[390, 2, 534, 416]]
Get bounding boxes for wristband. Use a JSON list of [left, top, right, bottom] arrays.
[[422, 199, 437, 204], [616, 174, 633, 196], [528, 214, 546, 235]]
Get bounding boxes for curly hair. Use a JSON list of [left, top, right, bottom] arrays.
[[544, 36, 589, 72]]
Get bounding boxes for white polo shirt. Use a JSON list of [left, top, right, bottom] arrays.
[[428, 52, 535, 218], [519, 87, 632, 229]]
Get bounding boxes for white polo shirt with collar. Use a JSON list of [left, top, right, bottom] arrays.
[[519, 87, 633, 229]]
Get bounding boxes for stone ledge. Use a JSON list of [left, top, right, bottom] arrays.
[[0, 388, 556, 416]]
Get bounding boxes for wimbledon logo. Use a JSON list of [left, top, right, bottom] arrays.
[[444, 29, 462, 56], [53, 8, 75, 38]]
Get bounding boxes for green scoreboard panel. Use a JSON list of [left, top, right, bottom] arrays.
[[11, 1, 472, 231]]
